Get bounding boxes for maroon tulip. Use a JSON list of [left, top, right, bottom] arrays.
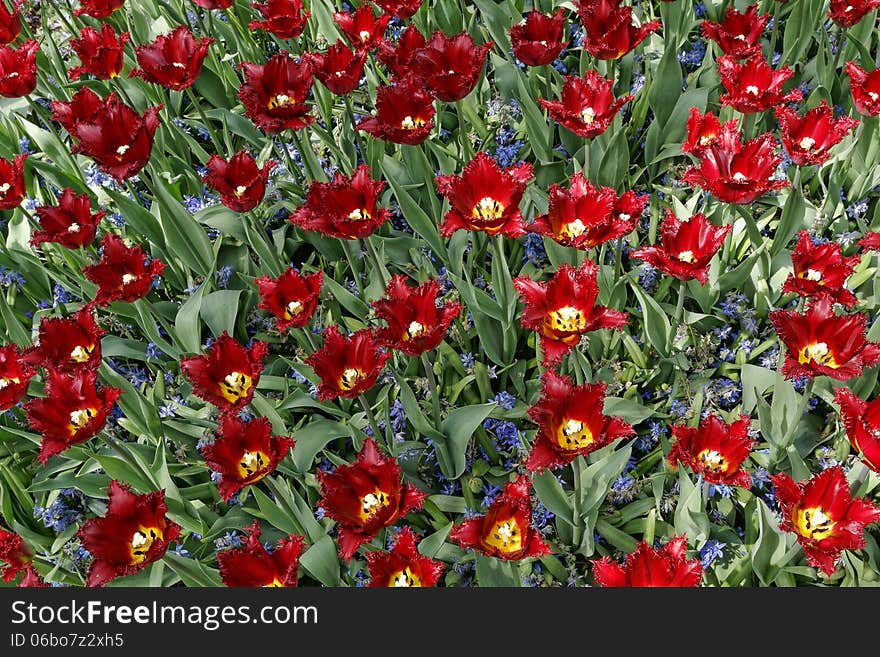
[[0, 344, 34, 412], [718, 53, 803, 114], [377, 25, 426, 80], [32, 189, 103, 249], [74, 0, 125, 18], [303, 41, 368, 96], [374, 0, 423, 19], [411, 31, 492, 102], [700, 5, 770, 59], [238, 51, 313, 133], [305, 327, 391, 401], [845, 61, 880, 117], [217, 521, 305, 587], [180, 332, 268, 413], [255, 267, 322, 332], [22, 305, 105, 374], [0, 39, 37, 98], [681, 108, 727, 158], [250, 0, 310, 39], [69, 24, 130, 81], [781, 231, 860, 308], [357, 81, 435, 145], [130, 26, 213, 91], [334, 5, 390, 50], [202, 151, 276, 213], [510, 10, 568, 67], [0, 0, 21, 45], [83, 233, 165, 306], [575, 0, 660, 60], [539, 70, 633, 139], [0, 153, 26, 210], [194, 0, 235, 7], [828, 0, 880, 27], [776, 102, 858, 167]]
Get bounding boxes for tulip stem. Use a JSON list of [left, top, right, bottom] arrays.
[[421, 352, 442, 427], [344, 96, 367, 170], [358, 396, 386, 453], [185, 87, 224, 155], [780, 377, 814, 451], [670, 278, 686, 352], [831, 25, 845, 72], [363, 236, 390, 286]]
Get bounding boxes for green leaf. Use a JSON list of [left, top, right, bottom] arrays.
[[437, 403, 496, 479], [474, 554, 521, 587], [153, 178, 216, 277]]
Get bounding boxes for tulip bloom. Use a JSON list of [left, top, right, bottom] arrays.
[[509, 10, 568, 67], [411, 31, 493, 102], [436, 151, 533, 237], [771, 466, 880, 577], [845, 62, 880, 116], [0, 39, 36, 98], [289, 164, 391, 239], [0, 344, 34, 412], [0, 153, 26, 210], [50, 86, 105, 136], [776, 102, 858, 166], [250, 0, 310, 39], [22, 305, 104, 373], [514, 259, 627, 366], [202, 151, 276, 213], [539, 71, 633, 139], [217, 521, 306, 587], [526, 371, 634, 471], [700, 5, 769, 59], [69, 25, 129, 81], [238, 52, 313, 133], [201, 414, 294, 501], [195, 0, 234, 7], [860, 232, 880, 251], [718, 53, 802, 114], [631, 210, 731, 285], [377, 25, 426, 80], [303, 41, 368, 96], [375, 0, 423, 19], [74, 0, 125, 18], [180, 332, 268, 413], [835, 387, 880, 474], [25, 370, 122, 464], [575, 0, 660, 60], [78, 481, 181, 587], [304, 327, 391, 401], [681, 122, 788, 204], [0, 1, 20, 45], [255, 267, 322, 332], [593, 535, 703, 587], [829, 0, 880, 27], [681, 108, 727, 158], [373, 275, 462, 356], [357, 80, 435, 145], [334, 5, 390, 50], [31, 189, 103, 249], [450, 475, 551, 560], [18, 566, 48, 587], [529, 173, 643, 249], [318, 438, 427, 560], [667, 414, 754, 488], [83, 234, 165, 306], [781, 231, 860, 307], [769, 296, 880, 380], [367, 528, 444, 587], [131, 26, 213, 91], [0, 527, 28, 582]]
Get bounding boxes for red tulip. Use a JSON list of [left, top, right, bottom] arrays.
[[376, 25, 426, 80], [194, 0, 235, 7], [250, 0, 310, 40], [667, 414, 755, 488], [835, 387, 880, 474], [592, 535, 703, 587], [510, 10, 568, 67], [201, 414, 294, 501], [0, 153, 26, 210], [0, 527, 28, 582], [575, 0, 660, 60], [450, 475, 551, 561], [78, 480, 181, 587], [860, 232, 880, 251], [781, 231, 860, 307], [769, 296, 880, 381], [367, 528, 444, 587], [238, 52, 313, 133], [304, 326, 391, 401], [50, 86, 105, 137], [0, 0, 21, 46], [681, 108, 728, 158], [217, 521, 305, 587], [829, 0, 880, 27], [255, 267, 322, 332], [539, 70, 633, 139], [31, 188, 103, 249], [25, 370, 122, 464], [0, 344, 34, 412], [180, 332, 268, 413], [631, 210, 731, 285], [74, 0, 125, 18], [82, 234, 165, 306], [700, 5, 770, 59], [289, 164, 390, 239], [130, 26, 213, 91], [372, 275, 462, 356], [718, 53, 802, 114], [356, 80, 435, 145], [528, 173, 643, 249], [303, 41, 368, 96], [18, 566, 48, 588], [0, 39, 37, 97], [514, 259, 627, 366], [334, 5, 390, 50], [681, 122, 788, 204], [202, 151, 276, 213], [410, 31, 492, 102], [69, 25, 129, 81], [845, 61, 880, 116], [435, 151, 533, 237], [771, 466, 880, 577], [776, 101, 859, 166], [22, 305, 105, 373], [374, 0, 423, 19], [317, 438, 426, 560], [526, 371, 634, 472]]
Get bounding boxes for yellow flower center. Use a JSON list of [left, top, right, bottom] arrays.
[[0, 376, 20, 390], [130, 526, 163, 565], [560, 218, 587, 240], [390, 567, 421, 587], [68, 222, 81, 233], [121, 273, 137, 285], [219, 371, 253, 403], [483, 519, 522, 555], [677, 250, 697, 263], [70, 344, 94, 363], [358, 488, 390, 521], [359, 30, 371, 41], [555, 418, 594, 451], [798, 268, 823, 282], [548, 306, 587, 333], [115, 145, 130, 158], [339, 367, 365, 391], [263, 578, 284, 587], [234, 185, 248, 197], [347, 208, 372, 222], [172, 61, 186, 69], [697, 449, 728, 474], [732, 172, 748, 182], [745, 85, 759, 96], [68, 407, 97, 434], [793, 506, 836, 541], [472, 197, 505, 222], [284, 299, 303, 319], [237, 450, 270, 478], [404, 320, 427, 340], [799, 342, 838, 368], [0, 183, 9, 194], [699, 134, 716, 146], [268, 94, 291, 109], [400, 115, 426, 130], [799, 137, 816, 151], [580, 107, 596, 124]]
